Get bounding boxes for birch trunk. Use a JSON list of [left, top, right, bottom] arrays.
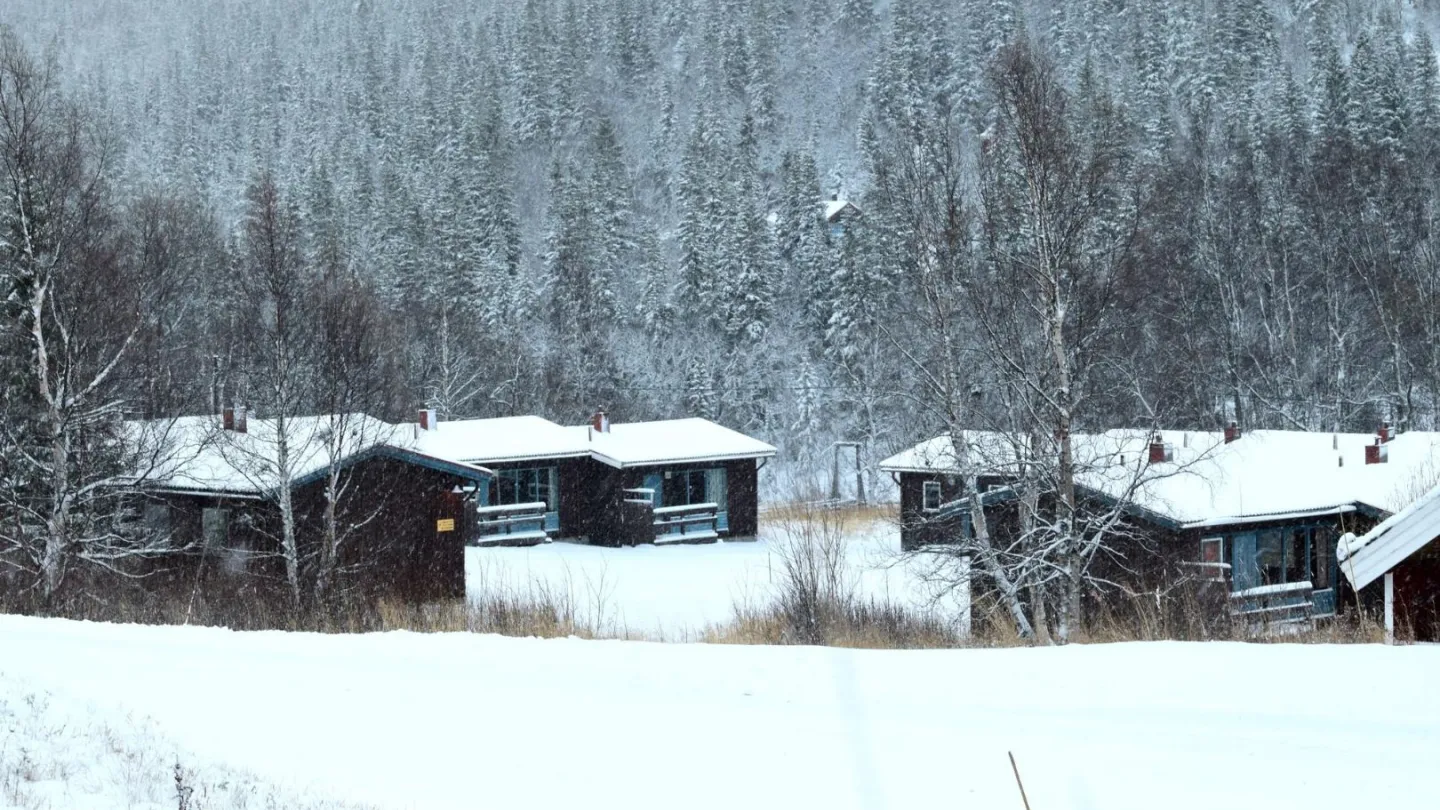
[[274, 412, 302, 609], [968, 475, 1034, 638]]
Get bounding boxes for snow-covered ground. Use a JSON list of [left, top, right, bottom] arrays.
[[1, 617, 1437, 810], [0, 668, 367, 810], [465, 514, 963, 637]]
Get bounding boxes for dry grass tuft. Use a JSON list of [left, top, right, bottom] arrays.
[[759, 501, 897, 528], [707, 599, 962, 649]]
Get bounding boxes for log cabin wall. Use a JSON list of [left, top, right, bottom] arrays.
[[723, 458, 760, 538], [145, 456, 475, 607]]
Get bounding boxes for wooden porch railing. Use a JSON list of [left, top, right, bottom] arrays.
[[474, 501, 550, 547], [1230, 581, 1315, 635], [653, 502, 720, 545]]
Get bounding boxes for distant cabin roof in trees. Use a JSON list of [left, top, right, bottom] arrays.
[[413, 415, 776, 469], [880, 429, 1440, 531], [128, 414, 492, 498], [1338, 479, 1440, 590], [824, 199, 860, 222]]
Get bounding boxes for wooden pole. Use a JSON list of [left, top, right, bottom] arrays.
[[830, 443, 842, 502], [853, 442, 866, 505], [1384, 571, 1395, 646], [1008, 751, 1032, 810]]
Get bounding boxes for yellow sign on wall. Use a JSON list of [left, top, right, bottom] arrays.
[[436, 518, 456, 533]]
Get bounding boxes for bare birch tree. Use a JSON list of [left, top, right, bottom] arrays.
[[235, 170, 311, 609], [0, 31, 187, 604], [311, 259, 397, 608]]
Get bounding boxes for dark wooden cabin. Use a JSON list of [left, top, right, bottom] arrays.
[[137, 413, 491, 606], [881, 427, 1440, 631], [410, 411, 774, 546]]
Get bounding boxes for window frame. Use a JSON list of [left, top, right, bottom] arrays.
[[663, 468, 714, 508], [1226, 525, 1339, 591], [490, 466, 559, 511], [921, 480, 942, 512], [1198, 537, 1227, 582]]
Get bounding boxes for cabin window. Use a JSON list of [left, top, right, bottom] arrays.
[[1256, 530, 1286, 585], [1229, 526, 1338, 591], [706, 468, 728, 510], [662, 467, 726, 508], [922, 480, 942, 511], [202, 508, 229, 551], [144, 503, 171, 537], [1200, 536, 1224, 564], [490, 467, 559, 511], [1196, 536, 1225, 581]]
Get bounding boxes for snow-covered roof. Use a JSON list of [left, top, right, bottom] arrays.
[[823, 199, 858, 221], [411, 415, 592, 464], [877, 432, 1027, 475], [411, 415, 775, 469], [881, 429, 1440, 531], [1339, 478, 1440, 590], [581, 418, 777, 468], [132, 414, 492, 498]]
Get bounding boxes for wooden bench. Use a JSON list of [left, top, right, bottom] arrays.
[[474, 501, 550, 547]]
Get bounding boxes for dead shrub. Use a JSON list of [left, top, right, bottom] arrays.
[[710, 597, 962, 649]]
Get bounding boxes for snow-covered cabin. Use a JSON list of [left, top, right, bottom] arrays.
[[881, 426, 1440, 623], [411, 411, 776, 545], [823, 196, 860, 237], [1338, 478, 1440, 639], [131, 410, 492, 604]]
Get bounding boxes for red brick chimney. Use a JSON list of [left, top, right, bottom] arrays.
[[591, 410, 610, 433], [1378, 421, 1392, 443], [418, 408, 438, 431], [222, 407, 234, 431], [1365, 438, 1389, 465], [1148, 432, 1173, 464], [1223, 421, 1241, 444]]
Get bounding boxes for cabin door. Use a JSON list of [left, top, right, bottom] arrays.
[[1230, 532, 1259, 592]]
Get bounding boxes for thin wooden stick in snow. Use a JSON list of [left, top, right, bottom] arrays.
[[1008, 751, 1032, 810]]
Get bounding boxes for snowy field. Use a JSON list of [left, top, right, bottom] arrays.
[[2, 617, 1437, 810], [464, 513, 964, 637], [0, 667, 368, 810]]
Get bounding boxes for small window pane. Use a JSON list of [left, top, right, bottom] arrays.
[[922, 481, 942, 511], [1200, 537, 1223, 563], [705, 468, 727, 509], [1256, 530, 1284, 584], [1199, 537, 1226, 582]]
